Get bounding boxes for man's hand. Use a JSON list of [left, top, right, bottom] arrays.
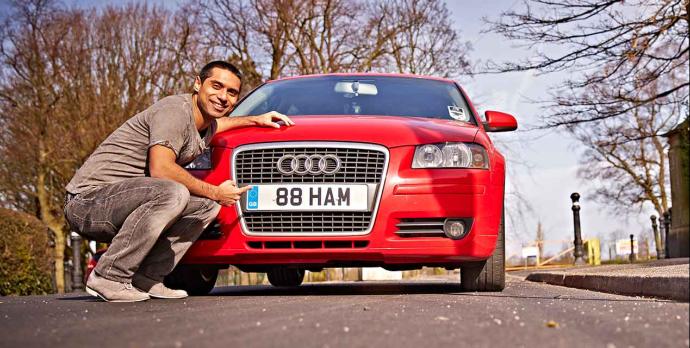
[[216, 180, 251, 206], [250, 111, 295, 128]]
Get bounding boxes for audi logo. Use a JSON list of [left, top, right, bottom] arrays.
[[276, 154, 342, 175]]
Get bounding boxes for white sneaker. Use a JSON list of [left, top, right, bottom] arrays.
[[133, 274, 188, 299], [85, 272, 150, 303]]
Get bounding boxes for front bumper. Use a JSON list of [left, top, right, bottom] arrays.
[[183, 146, 504, 266]]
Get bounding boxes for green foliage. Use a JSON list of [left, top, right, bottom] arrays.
[[0, 208, 54, 295]]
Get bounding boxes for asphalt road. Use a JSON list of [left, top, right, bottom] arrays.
[[1, 275, 688, 348]]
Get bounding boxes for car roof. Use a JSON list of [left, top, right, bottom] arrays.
[[268, 73, 456, 84]]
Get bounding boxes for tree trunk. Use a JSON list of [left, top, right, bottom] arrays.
[[37, 192, 66, 293], [37, 139, 66, 293], [52, 227, 66, 293]]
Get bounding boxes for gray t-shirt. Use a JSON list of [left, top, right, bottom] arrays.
[[66, 94, 217, 194]]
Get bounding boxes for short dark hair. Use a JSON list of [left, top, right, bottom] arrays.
[[198, 60, 242, 83]]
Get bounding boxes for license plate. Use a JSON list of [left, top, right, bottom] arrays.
[[245, 184, 368, 211]]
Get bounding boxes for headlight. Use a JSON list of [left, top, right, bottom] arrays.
[[184, 148, 213, 170], [412, 143, 488, 169]]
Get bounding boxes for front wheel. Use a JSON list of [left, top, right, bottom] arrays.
[[164, 264, 219, 296], [460, 210, 505, 292], [267, 267, 305, 287]]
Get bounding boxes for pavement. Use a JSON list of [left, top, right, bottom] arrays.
[[523, 258, 690, 302]]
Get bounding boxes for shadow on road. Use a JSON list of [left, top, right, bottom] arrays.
[[211, 281, 464, 296], [208, 281, 663, 303], [57, 295, 106, 302]]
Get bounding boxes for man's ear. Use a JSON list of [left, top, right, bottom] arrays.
[[193, 76, 201, 92]]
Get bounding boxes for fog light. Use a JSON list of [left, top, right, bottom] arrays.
[[443, 219, 467, 240]]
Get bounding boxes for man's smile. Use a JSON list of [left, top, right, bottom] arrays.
[[210, 101, 227, 112]]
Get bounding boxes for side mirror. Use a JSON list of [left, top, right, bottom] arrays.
[[483, 110, 518, 132]]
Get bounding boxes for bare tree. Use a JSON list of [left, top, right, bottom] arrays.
[[198, 0, 265, 90], [0, 0, 85, 292], [483, 1, 686, 238], [198, 0, 472, 85], [571, 87, 677, 217], [0, 0, 205, 292], [485, 0, 689, 127], [370, 0, 471, 77]]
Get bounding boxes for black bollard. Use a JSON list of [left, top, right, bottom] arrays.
[[70, 232, 84, 291], [651, 215, 664, 259], [629, 234, 636, 262], [570, 193, 585, 265], [663, 210, 671, 259]]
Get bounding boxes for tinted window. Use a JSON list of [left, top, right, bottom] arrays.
[[230, 76, 475, 123]]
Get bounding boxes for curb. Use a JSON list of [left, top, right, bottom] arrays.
[[526, 273, 690, 302]]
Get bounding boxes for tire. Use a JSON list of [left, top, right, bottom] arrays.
[[164, 264, 219, 296], [267, 267, 305, 287], [460, 209, 505, 292]]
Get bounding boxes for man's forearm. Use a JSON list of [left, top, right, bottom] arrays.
[[216, 115, 258, 133], [151, 162, 219, 200], [216, 112, 293, 133]]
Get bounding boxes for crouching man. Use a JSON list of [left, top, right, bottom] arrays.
[[64, 61, 294, 302]]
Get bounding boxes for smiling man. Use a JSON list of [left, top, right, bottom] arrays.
[[64, 61, 293, 302]]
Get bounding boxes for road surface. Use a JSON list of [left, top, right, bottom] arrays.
[[1, 274, 688, 347]]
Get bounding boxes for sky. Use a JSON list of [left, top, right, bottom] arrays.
[[446, 1, 660, 258], [5, 0, 662, 259]]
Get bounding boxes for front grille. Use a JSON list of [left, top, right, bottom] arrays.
[[233, 142, 388, 236], [244, 211, 372, 233], [235, 146, 385, 184]]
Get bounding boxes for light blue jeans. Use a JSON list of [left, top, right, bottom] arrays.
[[64, 177, 220, 283]]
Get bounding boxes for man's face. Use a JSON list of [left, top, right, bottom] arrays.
[[194, 67, 241, 119]]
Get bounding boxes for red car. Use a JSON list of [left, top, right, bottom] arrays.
[[163, 73, 517, 294]]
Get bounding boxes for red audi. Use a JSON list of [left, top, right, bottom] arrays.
[[166, 73, 517, 294]]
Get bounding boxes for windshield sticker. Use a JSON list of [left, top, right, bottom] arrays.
[[447, 106, 469, 121]]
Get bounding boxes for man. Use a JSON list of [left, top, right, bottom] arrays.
[[64, 61, 293, 302]]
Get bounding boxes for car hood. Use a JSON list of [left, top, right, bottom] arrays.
[[211, 115, 479, 148]]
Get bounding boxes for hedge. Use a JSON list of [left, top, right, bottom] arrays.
[[0, 208, 54, 295]]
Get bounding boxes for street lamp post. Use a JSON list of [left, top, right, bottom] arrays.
[[629, 234, 636, 262], [651, 215, 664, 259], [571, 192, 585, 265], [663, 210, 671, 259]]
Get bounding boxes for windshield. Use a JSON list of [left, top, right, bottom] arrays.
[[230, 76, 475, 123]]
